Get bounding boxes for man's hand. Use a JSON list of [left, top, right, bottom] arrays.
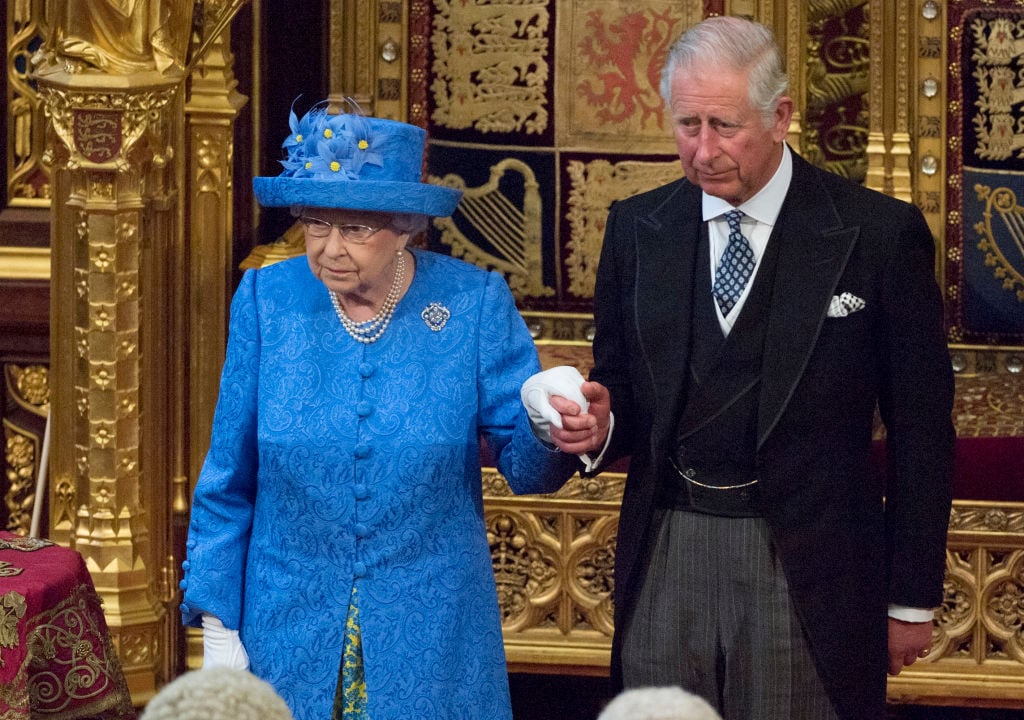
[[548, 381, 611, 455], [887, 618, 932, 675]]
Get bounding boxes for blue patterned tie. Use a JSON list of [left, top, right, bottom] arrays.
[[712, 209, 755, 316]]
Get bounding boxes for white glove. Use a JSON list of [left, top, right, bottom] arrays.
[[521, 366, 589, 442], [202, 613, 250, 670]]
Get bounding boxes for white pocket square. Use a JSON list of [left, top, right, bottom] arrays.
[[827, 292, 865, 318]]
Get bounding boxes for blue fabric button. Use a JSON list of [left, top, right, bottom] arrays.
[[181, 560, 190, 571], [353, 562, 367, 577], [179, 579, 187, 590], [354, 443, 371, 459], [359, 362, 374, 378], [354, 523, 369, 538], [354, 484, 369, 499], [357, 401, 372, 417]]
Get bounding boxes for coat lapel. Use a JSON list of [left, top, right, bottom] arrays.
[[757, 155, 859, 446], [634, 179, 702, 453]]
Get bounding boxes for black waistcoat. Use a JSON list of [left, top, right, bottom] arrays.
[[670, 222, 781, 479]]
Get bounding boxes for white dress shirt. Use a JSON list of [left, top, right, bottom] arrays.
[[702, 144, 792, 335]]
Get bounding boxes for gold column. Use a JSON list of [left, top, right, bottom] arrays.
[[184, 15, 246, 532], [866, 0, 915, 200], [890, 0, 913, 203], [777, 0, 807, 154], [35, 66, 177, 700], [865, 0, 890, 195], [328, 0, 378, 111]]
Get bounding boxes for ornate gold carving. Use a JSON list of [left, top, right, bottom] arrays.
[[431, 158, 554, 300], [4, 433, 38, 535], [431, 0, 550, 134], [488, 511, 561, 628], [482, 468, 625, 502], [485, 469, 622, 668], [3, 365, 49, 535], [39, 85, 177, 170], [566, 514, 615, 635], [6, 0, 51, 205], [933, 550, 975, 659], [972, 184, 1024, 303], [565, 158, 681, 298], [116, 622, 157, 667], [52, 476, 77, 534], [983, 550, 1024, 661], [9, 365, 49, 413], [886, 0, 914, 203]]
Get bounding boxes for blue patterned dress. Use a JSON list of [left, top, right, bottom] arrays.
[[180, 249, 577, 720]]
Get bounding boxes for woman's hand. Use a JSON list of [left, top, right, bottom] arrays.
[[202, 613, 251, 671]]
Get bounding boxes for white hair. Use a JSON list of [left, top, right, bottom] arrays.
[[140, 668, 294, 720], [660, 16, 789, 128], [597, 686, 723, 720]]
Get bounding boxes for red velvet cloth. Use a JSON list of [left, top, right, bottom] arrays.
[[0, 532, 135, 720]]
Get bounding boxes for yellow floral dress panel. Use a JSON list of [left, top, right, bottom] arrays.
[[332, 586, 368, 719]]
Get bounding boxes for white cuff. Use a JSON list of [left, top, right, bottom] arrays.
[[887, 604, 935, 623], [580, 412, 614, 472]]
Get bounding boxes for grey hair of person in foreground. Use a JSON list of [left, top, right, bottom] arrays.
[[597, 686, 723, 720], [658, 15, 789, 128], [139, 667, 294, 720]]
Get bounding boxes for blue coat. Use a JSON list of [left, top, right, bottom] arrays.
[[181, 249, 576, 720]]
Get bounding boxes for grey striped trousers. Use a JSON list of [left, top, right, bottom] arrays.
[[621, 509, 840, 720]]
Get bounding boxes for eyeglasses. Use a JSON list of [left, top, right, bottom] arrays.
[[299, 215, 386, 244]]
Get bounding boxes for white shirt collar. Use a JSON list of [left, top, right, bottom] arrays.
[[701, 144, 793, 226]]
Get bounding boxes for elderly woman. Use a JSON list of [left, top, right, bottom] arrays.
[[179, 101, 582, 720]]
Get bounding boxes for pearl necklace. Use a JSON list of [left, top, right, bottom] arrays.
[[329, 251, 406, 344]]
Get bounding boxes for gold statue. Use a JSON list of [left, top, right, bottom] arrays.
[[39, 0, 194, 74]]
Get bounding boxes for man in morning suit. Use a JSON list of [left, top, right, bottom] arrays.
[[539, 14, 956, 720]]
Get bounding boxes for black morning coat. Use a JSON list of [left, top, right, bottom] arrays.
[[590, 151, 956, 720]]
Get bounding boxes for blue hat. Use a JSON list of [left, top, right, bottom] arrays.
[[253, 100, 462, 217]]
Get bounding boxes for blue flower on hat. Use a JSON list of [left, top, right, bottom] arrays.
[[253, 96, 463, 216], [281, 101, 328, 176], [281, 104, 385, 181]]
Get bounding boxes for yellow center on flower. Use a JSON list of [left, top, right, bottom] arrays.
[[324, 128, 333, 139], [358, 139, 369, 150], [296, 133, 303, 142], [305, 161, 313, 169], [330, 160, 341, 172]]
